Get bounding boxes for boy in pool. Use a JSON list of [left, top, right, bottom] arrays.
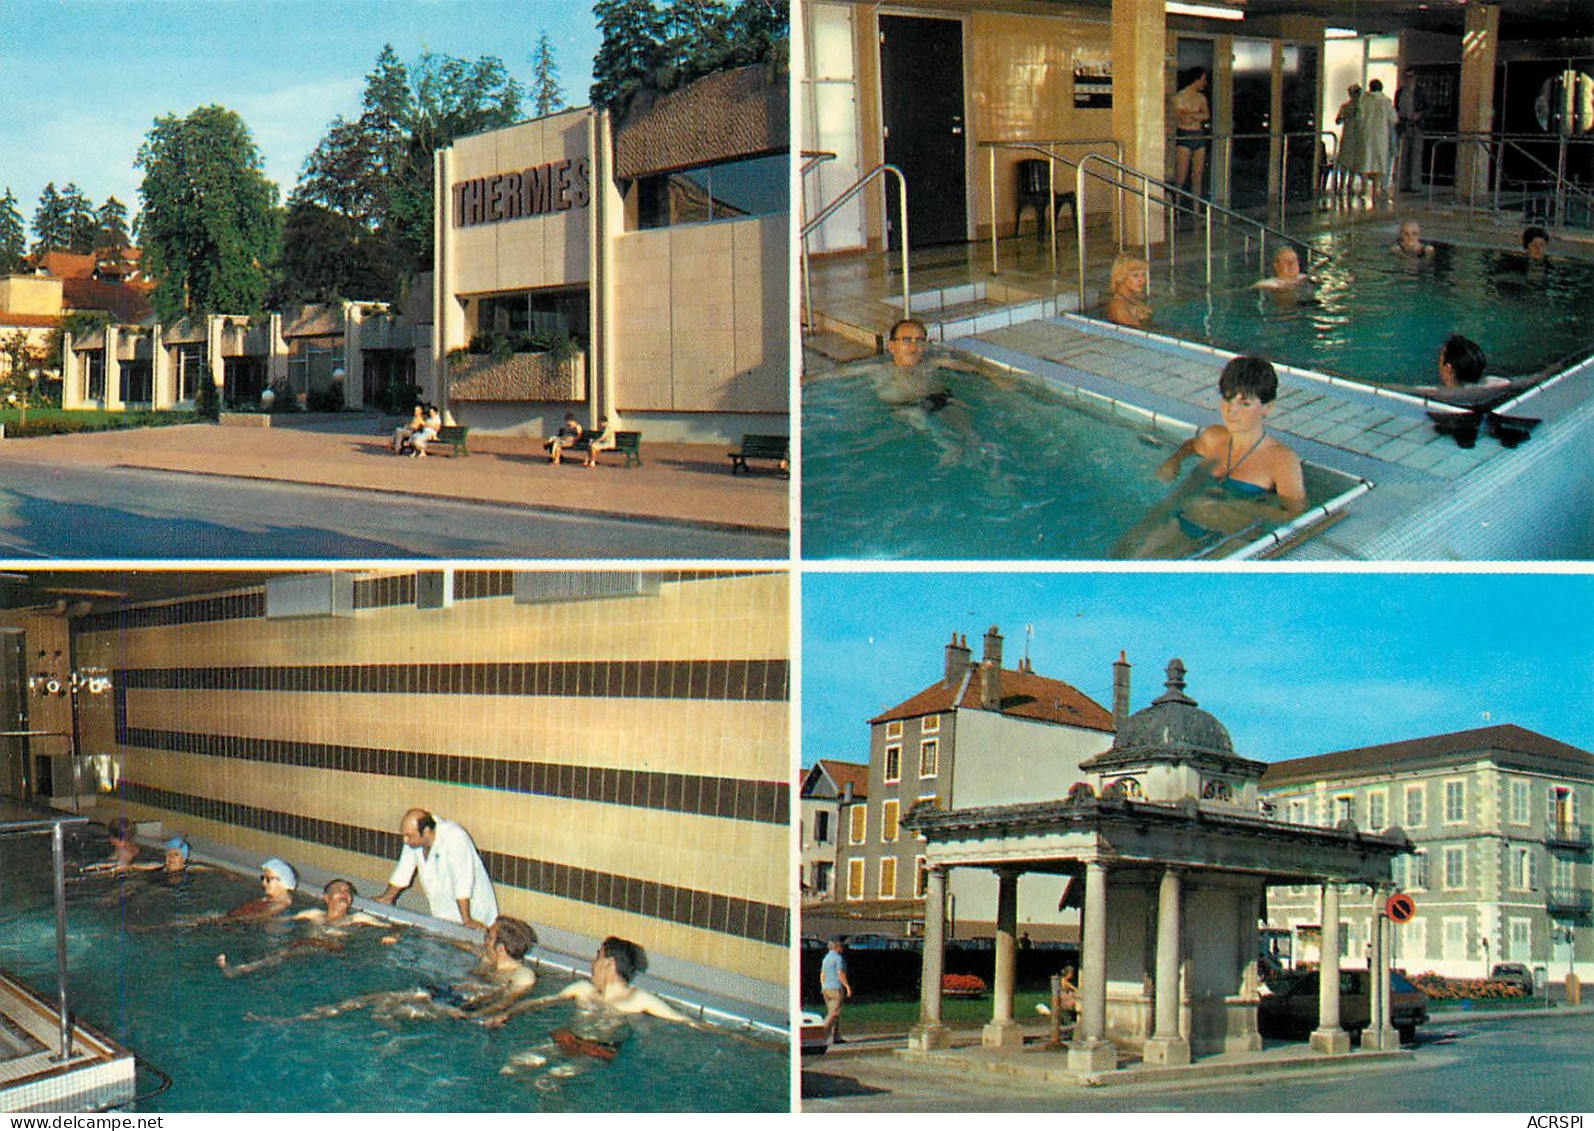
[[1390, 220, 1435, 257], [1523, 225, 1550, 260], [482, 935, 686, 1031]]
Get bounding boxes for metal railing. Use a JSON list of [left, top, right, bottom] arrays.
[[1424, 131, 1594, 227], [800, 163, 911, 322], [798, 151, 838, 331], [0, 815, 89, 1061], [978, 138, 1125, 277], [1073, 152, 1318, 308]]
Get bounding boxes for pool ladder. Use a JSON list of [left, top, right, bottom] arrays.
[[0, 815, 88, 1062]]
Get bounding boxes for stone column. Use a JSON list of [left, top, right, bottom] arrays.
[[1362, 894, 1386, 1050], [1456, 4, 1500, 202], [983, 867, 1023, 1047], [1144, 867, 1190, 1065], [1366, 899, 1400, 1050], [103, 324, 124, 410], [909, 865, 950, 1050], [1110, 0, 1168, 249], [1069, 860, 1118, 1072], [1311, 881, 1350, 1054]]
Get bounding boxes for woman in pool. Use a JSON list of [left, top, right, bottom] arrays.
[[1113, 356, 1305, 559], [1105, 254, 1151, 328]]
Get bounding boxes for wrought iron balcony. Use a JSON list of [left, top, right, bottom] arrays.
[[1544, 821, 1591, 851], [1545, 886, 1593, 915]]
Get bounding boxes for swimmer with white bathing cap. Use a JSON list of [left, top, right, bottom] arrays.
[[201, 858, 297, 924]]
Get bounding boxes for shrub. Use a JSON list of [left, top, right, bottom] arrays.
[[378, 381, 421, 416], [942, 973, 988, 994], [196, 376, 220, 421], [1411, 972, 1529, 1000], [306, 384, 345, 413], [265, 380, 300, 413]]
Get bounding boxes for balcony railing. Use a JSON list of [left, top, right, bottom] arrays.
[[1545, 886, 1593, 915], [1545, 821, 1591, 851]]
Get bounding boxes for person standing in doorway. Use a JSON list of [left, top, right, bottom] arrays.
[[821, 936, 853, 1043]]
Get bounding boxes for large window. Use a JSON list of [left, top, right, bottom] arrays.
[[878, 857, 897, 899], [814, 810, 831, 845], [1443, 845, 1466, 889], [846, 858, 864, 900], [1510, 779, 1531, 825], [1406, 784, 1426, 827], [1334, 796, 1354, 824], [919, 739, 939, 778], [635, 153, 787, 230], [848, 804, 866, 845], [119, 360, 152, 404], [1444, 779, 1467, 823], [1516, 846, 1538, 890], [84, 351, 105, 400], [883, 745, 902, 784], [474, 288, 589, 346], [174, 343, 206, 402], [882, 799, 900, 843], [1443, 917, 1468, 961], [1410, 850, 1431, 890], [1368, 791, 1387, 830], [914, 855, 928, 897]]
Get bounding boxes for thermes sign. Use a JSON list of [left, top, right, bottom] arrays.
[[453, 157, 591, 227]]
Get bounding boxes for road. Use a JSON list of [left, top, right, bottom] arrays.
[[802, 1012, 1594, 1112], [0, 462, 786, 559]]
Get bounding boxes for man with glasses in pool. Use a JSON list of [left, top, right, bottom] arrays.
[[372, 808, 498, 931], [873, 318, 985, 467]]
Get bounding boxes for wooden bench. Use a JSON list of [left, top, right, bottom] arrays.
[[730, 434, 789, 476], [430, 425, 470, 456], [563, 430, 642, 468]]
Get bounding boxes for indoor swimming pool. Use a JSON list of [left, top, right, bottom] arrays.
[[0, 833, 787, 1113], [1148, 225, 1594, 388], [802, 355, 1362, 560]]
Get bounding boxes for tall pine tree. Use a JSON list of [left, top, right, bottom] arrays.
[[591, 0, 666, 113], [531, 32, 565, 117], [97, 197, 131, 250], [60, 184, 99, 254], [31, 183, 70, 254], [0, 189, 26, 274]]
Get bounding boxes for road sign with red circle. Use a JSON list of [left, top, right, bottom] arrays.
[[1386, 892, 1416, 923]]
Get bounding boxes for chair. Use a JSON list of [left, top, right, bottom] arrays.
[[1014, 158, 1078, 242]]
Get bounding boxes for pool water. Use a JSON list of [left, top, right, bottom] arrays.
[[1151, 227, 1594, 386], [801, 357, 1356, 560], [0, 836, 786, 1113]]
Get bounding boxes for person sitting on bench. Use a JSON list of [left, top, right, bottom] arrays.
[[584, 415, 618, 467], [408, 404, 442, 457], [545, 413, 583, 465]]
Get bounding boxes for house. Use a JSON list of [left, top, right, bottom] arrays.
[[1261, 724, 1593, 981], [799, 758, 868, 905]]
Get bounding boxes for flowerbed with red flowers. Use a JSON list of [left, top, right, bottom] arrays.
[[1410, 972, 1530, 1000], [942, 973, 989, 997]]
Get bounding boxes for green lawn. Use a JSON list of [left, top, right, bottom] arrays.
[[812, 991, 1060, 1033]]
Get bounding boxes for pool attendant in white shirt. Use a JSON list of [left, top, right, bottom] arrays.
[[373, 808, 499, 929]]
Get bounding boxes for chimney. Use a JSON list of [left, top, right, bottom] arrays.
[[841, 781, 854, 805], [980, 626, 1004, 710], [944, 631, 971, 686], [1112, 650, 1131, 729]]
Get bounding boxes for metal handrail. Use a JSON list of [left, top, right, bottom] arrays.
[[0, 815, 89, 1061], [1277, 130, 1340, 220], [1074, 153, 1318, 308], [800, 163, 911, 321], [800, 150, 837, 178], [1424, 130, 1594, 226], [797, 151, 839, 331], [978, 138, 1125, 277]]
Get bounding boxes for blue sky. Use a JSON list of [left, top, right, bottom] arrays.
[[802, 571, 1594, 769], [0, 1, 600, 225]]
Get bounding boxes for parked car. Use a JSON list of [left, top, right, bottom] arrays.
[[1258, 968, 1429, 1043], [800, 1011, 830, 1057], [1490, 962, 1535, 994]]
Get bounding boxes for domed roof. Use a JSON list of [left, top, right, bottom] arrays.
[[1109, 659, 1235, 760]]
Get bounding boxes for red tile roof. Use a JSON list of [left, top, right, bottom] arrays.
[[61, 277, 152, 323], [1261, 724, 1594, 787], [870, 666, 1114, 733], [814, 759, 869, 798], [0, 312, 62, 328], [35, 251, 97, 279]]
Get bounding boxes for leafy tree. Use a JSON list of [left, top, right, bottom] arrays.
[[0, 331, 45, 426], [135, 104, 280, 321], [0, 189, 25, 274], [267, 201, 401, 307], [32, 183, 70, 254], [60, 184, 99, 254], [97, 197, 131, 250], [289, 46, 521, 288], [591, 0, 667, 113], [531, 31, 566, 116]]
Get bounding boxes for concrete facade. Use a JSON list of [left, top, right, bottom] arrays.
[[1262, 725, 1594, 982]]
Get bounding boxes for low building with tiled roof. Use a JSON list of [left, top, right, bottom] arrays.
[[800, 758, 869, 903], [1260, 724, 1592, 980], [805, 626, 1127, 941]]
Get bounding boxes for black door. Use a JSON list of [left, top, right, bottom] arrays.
[[1281, 44, 1320, 203], [880, 15, 967, 247], [1230, 39, 1273, 211]]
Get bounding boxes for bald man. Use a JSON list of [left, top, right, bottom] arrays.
[[372, 808, 498, 929]]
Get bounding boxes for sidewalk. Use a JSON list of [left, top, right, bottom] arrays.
[[0, 416, 789, 534]]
